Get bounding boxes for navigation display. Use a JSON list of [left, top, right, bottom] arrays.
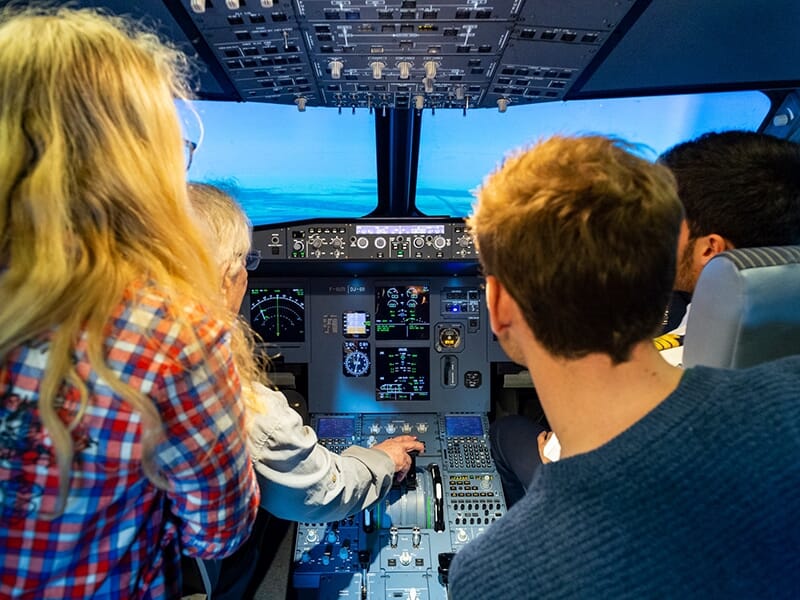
[[375, 285, 430, 340], [375, 347, 430, 402], [249, 287, 306, 343]]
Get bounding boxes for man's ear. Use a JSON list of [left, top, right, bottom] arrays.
[[698, 233, 734, 267], [485, 275, 515, 336]]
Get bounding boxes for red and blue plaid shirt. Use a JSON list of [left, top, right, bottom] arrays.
[[0, 282, 259, 599]]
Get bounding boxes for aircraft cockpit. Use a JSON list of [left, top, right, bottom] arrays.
[[10, 0, 800, 598]]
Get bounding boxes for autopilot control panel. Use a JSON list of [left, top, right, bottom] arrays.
[[246, 218, 509, 599]]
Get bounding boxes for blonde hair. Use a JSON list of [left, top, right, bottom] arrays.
[[188, 182, 271, 417], [469, 135, 683, 363], [0, 7, 236, 514], [189, 183, 252, 280]]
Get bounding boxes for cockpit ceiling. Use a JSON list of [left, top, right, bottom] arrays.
[[179, 0, 637, 110], [15, 0, 800, 110]]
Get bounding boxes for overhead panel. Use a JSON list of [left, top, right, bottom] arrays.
[[179, 0, 638, 109], [185, 1, 319, 105]]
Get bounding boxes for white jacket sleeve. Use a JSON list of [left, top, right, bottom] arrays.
[[248, 383, 395, 522]]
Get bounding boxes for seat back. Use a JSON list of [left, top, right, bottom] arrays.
[[683, 246, 800, 369]]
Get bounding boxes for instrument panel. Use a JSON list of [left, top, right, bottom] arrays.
[[247, 218, 511, 599], [244, 264, 500, 412]]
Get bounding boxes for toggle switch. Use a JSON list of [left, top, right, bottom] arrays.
[[371, 61, 386, 79], [329, 60, 344, 80], [397, 61, 412, 80]]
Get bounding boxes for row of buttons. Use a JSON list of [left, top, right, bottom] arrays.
[[453, 516, 500, 525], [451, 502, 503, 511]]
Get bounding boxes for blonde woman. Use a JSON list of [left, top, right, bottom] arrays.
[[0, 8, 258, 599]]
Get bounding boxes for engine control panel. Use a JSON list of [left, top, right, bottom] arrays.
[[293, 413, 506, 600]]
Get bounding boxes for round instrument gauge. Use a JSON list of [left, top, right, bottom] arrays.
[[250, 288, 305, 343]]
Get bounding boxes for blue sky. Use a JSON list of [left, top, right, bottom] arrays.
[[185, 91, 770, 225]]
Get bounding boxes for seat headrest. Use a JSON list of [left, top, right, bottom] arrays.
[[683, 246, 800, 369]]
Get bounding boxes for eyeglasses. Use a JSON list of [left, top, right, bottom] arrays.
[[184, 139, 197, 171], [245, 249, 262, 271]]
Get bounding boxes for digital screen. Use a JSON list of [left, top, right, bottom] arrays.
[[356, 224, 446, 235], [343, 311, 371, 338], [375, 347, 429, 402], [375, 285, 430, 340], [317, 417, 356, 439], [445, 415, 484, 437], [249, 287, 305, 343]]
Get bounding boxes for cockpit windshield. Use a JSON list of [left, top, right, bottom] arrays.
[[186, 90, 770, 225]]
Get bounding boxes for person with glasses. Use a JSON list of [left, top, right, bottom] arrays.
[[0, 8, 259, 599], [184, 182, 425, 598]]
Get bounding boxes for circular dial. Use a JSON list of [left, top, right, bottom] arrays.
[[344, 350, 370, 377]]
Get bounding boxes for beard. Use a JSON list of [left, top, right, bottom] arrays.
[[497, 330, 526, 367], [674, 236, 698, 293]]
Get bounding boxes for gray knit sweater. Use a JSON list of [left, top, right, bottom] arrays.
[[449, 357, 800, 599]]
